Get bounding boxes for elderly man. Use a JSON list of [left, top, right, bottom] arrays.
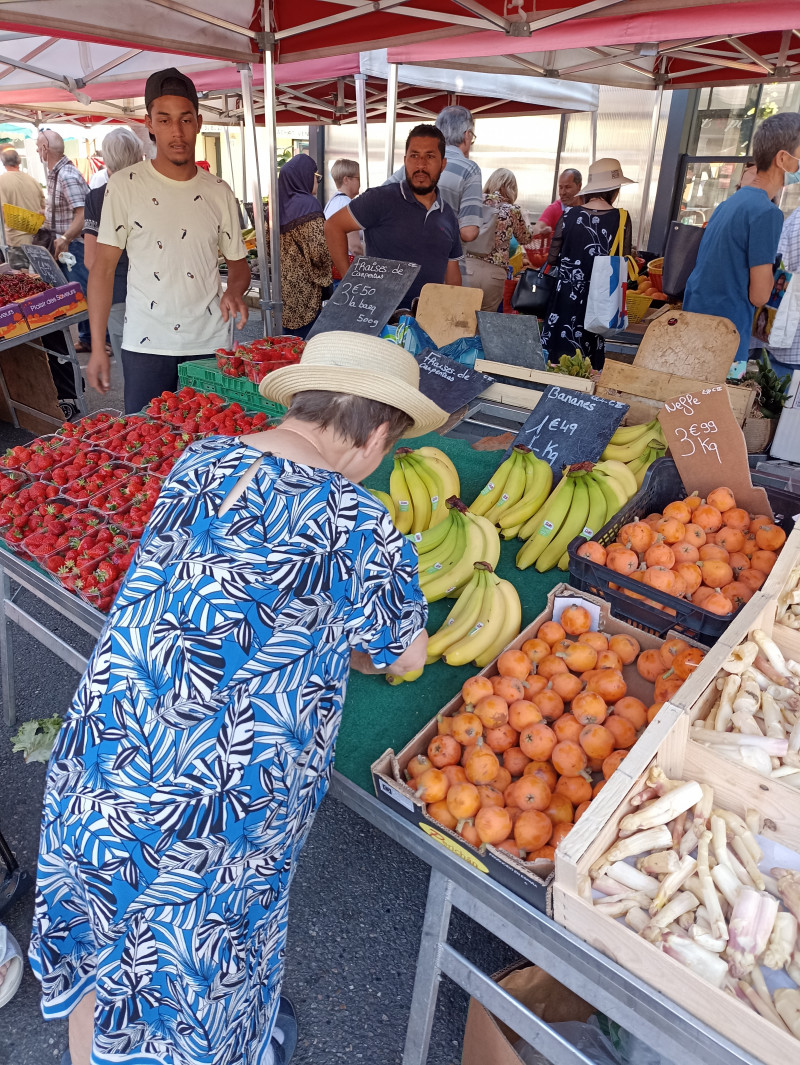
[[533, 168, 583, 237], [0, 149, 45, 261], [325, 123, 462, 308], [37, 128, 92, 349]]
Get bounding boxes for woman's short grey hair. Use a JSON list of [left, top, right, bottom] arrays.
[[753, 113, 800, 172], [436, 105, 474, 147], [484, 167, 517, 202], [102, 128, 143, 175], [286, 390, 412, 448]]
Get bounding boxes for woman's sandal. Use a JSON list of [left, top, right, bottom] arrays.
[[272, 996, 298, 1064]]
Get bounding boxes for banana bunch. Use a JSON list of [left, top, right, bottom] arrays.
[[423, 562, 522, 668], [516, 459, 638, 573], [368, 489, 397, 523], [415, 498, 501, 602], [388, 446, 460, 536], [601, 417, 667, 488], [468, 445, 553, 538]]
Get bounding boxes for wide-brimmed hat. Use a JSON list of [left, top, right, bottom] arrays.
[[580, 158, 636, 196], [259, 330, 448, 437]]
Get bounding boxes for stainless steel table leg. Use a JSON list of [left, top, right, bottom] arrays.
[[62, 329, 87, 416], [402, 868, 453, 1065], [0, 566, 16, 727]]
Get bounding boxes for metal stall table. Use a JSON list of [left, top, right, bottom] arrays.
[[0, 543, 761, 1065]]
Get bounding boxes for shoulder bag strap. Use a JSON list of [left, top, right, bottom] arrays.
[[48, 166, 59, 231], [610, 208, 627, 256]]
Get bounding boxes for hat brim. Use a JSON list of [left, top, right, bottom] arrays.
[[580, 175, 636, 195], [259, 364, 449, 437]]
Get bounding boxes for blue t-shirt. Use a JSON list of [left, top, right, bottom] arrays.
[[348, 181, 462, 305], [683, 187, 783, 362]]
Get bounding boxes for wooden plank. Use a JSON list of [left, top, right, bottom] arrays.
[[761, 520, 800, 607], [593, 388, 666, 428], [474, 359, 595, 394], [633, 309, 739, 381], [478, 382, 542, 409], [597, 360, 754, 425]]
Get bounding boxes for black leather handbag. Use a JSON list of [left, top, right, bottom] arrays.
[[511, 266, 556, 315], [661, 220, 704, 299]]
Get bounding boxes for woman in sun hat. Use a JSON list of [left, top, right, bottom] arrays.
[[541, 157, 635, 371], [30, 331, 446, 1065]]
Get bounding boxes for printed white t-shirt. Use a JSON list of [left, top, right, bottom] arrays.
[[97, 161, 246, 356]]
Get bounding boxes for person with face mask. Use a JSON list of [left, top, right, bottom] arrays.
[[325, 124, 462, 308], [683, 113, 800, 371]]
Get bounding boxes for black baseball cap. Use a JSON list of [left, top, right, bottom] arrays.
[[144, 67, 199, 112]]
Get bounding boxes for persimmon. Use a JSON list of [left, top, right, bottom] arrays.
[[520, 638, 551, 665], [608, 548, 639, 575], [508, 699, 543, 732], [446, 781, 481, 820], [474, 694, 510, 730], [514, 809, 553, 851], [560, 604, 592, 635], [415, 767, 448, 803], [442, 764, 468, 788], [694, 503, 723, 532], [531, 688, 565, 723], [596, 649, 623, 671], [459, 820, 481, 847], [460, 742, 476, 767], [671, 570, 688, 599], [503, 746, 531, 777], [556, 641, 597, 673], [602, 750, 628, 778], [427, 734, 461, 768], [673, 540, 700, 564], [551, 672, 584, 703], [523, 760, 558, 791], [656, 517, 685, 544], [644, 542, 675, 569], [461, 675, 493, 706], [451, 712, 483, 746], [683, 523, 706, 547], [742, 534, 758, 558], [706, 486, 736, 512], [699, 543, 730, 563], [484, 723, 518, 753], [527, 844, 556, 862], [537, 654, 569, 679], [496, 838, 524, 858], [497, 649, 532, 680], [407, 754, 433, 780], [552, 714, 583, 744], [751, 549, 778, 575], [427, 800, 458, 830], [675, 562, 703, 595], [551, 739, 588, 777], [592, 779, 607, 797], [636, 648, 664, 682], [490, 767, 512, 792], [644, 512, 664, 527], [437, 712, 454, 736], [715, 526, 745, 554], [721, 506, 749, 531], [702, 591, 734, 615], [519, 722, 557, 761], [749, 513, 772, 534], [574, 799, 592, 822], [699, 559, 733, 588], [683, 492, 702, 512], [475, 805, 513, 845], [642, 567, 678, 595], [577, 540, 606, 564], [491, 675, 524, 703], [659, 636, 689, 668], [579, 723, 615, 759], [586, 670, 626, 705], [521, 674, 548, 699], [555, 775, 592, 804], [545, 793, 574, 825], [721, 581, 752, 609], [570, 690, 606, 726], [663, 500, 692, 524], [605, 715, 637, 749], [729, 551, 750, 579], [509, 775, 552, 812], [476, 785, 504, 811], [739, 567, 766, 591], [655, 670, 684, 703], [608, 633, 640, 664], [464, 740, 500, 785], [550, 823, 573, 847], [612, 695, 648, 730], [578, 631, 609, 652], [619, 521, 654, 554], [537, 620, 566, 646], [673, 646, 703, 680]]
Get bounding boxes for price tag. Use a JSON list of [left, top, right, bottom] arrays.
[[658, 388, 772, 518], [509, 385, 628, 471]]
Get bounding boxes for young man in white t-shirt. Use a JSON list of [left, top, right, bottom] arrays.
[[86, 68, 250, 413]]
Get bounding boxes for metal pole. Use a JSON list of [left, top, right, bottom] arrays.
[[239, 119, 247, 213], [552, 112, 568, 203], [384, 62, 399, 180], [354, 72, 369, 188], [261, 49, 283, 335], [238, 62, 277, 335], [636, 81, 665, 252]]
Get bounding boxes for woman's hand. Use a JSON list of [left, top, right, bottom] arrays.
[[350, 651, 382, 675], [350, 631, 429, 677]]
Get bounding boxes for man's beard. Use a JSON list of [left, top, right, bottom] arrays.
[[406, 171, 439, 195]]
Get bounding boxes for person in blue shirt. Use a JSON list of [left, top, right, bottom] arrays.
[[324, 124, 462, 308], [683, 112, 800, 369]]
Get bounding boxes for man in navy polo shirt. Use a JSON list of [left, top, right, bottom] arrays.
[[324, 124, 462, 307]]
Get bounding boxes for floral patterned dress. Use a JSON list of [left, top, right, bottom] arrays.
[[540, 206, 631, 369], [29, 437, 424, 1065]]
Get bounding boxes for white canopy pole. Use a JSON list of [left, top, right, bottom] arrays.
[[636, 79, 665, 251], [384, 61, 399, 180], [261, 47, 283, 335], [354, 72, 369, 187], [239, 62, 277, 335], [589, 110, 597, 165]]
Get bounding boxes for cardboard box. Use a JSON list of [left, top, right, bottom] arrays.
[[0, 301, 29, 341], [18, 283, 87, 329]]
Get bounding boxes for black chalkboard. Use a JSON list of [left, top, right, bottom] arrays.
[[22, 246, 67, 288], [510, 384, 628, 471], [476, 312, 546, 371], [414, 347, 493, 413], [306, 256, 420, 340]]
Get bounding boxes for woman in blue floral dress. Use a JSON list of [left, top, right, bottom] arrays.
[[30, 332, 446, 1065]]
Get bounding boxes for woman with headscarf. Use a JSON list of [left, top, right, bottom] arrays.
[[278, 154, 333, 338]]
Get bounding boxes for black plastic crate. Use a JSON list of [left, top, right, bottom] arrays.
[[567, 457, 799, 643]]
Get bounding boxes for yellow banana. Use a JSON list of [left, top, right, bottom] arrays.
[[442, 572, 502, 666], [607, 418, 659, 445], [468, 449, 519, 516], [400, 455, 432, 534], [411, 505, 455, 554], [518, 473, 568, 541], [465, 511, 501, 570], [593, 459, 638, 500], [386, 666, 424, 685], [516, 476, 576, 570], [580, 473, 608, 545], [590, 470, 626, 517], [403, 450, 447, 527], [484, 447, 528, 523], [418, 509, 465, 578], [474, 579, 523, 667], [500, 522, 525, 541], [367, 489, 397, 524], [421, 508, 486, 600], [496, 453, 553, 529], [415, 446, 460, 498], [536, 474, 590, 572], [389, 458, 414, 534], [425, 565, 489, 662]]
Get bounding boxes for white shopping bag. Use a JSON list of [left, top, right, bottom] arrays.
[[584, 209, 629, 338], [768, 270, 800, 349]]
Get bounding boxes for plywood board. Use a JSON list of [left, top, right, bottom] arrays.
[[416, 283, 482, 347], [598, 359, 755, 425], [633, 309, 739, 381], [0, 342, 62, 435], [475, 359, 595, 394]]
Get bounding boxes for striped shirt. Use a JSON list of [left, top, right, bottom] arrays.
[[45, 156, 89, 236], [769, 208, 800, 363], [387, 145, 484, 229]]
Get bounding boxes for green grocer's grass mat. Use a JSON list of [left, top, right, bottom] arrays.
[[334, 432, 562, 792]]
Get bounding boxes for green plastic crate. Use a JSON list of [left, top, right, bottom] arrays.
[[178, 358, 286, 419]]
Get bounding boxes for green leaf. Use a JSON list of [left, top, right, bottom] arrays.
[[11, 716, 63, 763]]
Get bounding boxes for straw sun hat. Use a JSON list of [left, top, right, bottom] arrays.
[[259, 330, 448, 437], [580, 157, 636, 196]]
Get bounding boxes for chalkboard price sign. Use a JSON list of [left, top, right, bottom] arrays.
[[306, 256, 420, 340], [511, 385, 628, 471], [22, 246, 67, 288], [414, 347, 493, 413]]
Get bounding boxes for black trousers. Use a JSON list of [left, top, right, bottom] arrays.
[[121, 350, 213, 414]]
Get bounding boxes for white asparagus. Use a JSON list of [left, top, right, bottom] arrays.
[[786, 945, 800, 985], [618, 782, 703, 836], [727, 888, 778, 977], [762, 690, 786, 739], [662, 933, 729, 987], [650, 856, 698, 915], [637, 850, 681, 877], [645, 890, 698, 932], [731, 710, 764, 736], [774, 988, 800, 1038], [624, 906, 650, 934], [774, 770, 800, 787], [697, 830, 728, 942], [782, 751, 800, 768], [683, 874, 706, 906], [789, 717, 800, 754], [671, 810, 686, 849], [733, 672, 762, 713], [732, 835, 766, 892], [762, 911, 798, 969], [677, 911, 695, 931], [679, 824, 700, 859], [646, 765, 683, 794], [715, 809, 762, 863], [711, 815, 734, 874], [629, 786, 658, 808], [745, 809, 761, 837], [692, 731, 789, 753], [608, 861, 659, 897], [594, 897, 648, 918], [590, 825, 673, 879], [727, 848, 755, 889], [715, 673, 741, 732], [723, 642, 759, 675], [773, 868, 800, 923], [692, 783, 714, 834], [593, 874, 633, 897], [689, 924, 727, 952], [750, 667, 772, 691], [767, 682, 800, 710], [753, 629, 792, 680], [711, 863, 743, 908], [737, 978, 792, 1034]]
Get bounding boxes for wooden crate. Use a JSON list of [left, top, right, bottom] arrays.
[[553, 710, 800, 1065], [474, 359, 595, 395], [758, 520, 800, 660]]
